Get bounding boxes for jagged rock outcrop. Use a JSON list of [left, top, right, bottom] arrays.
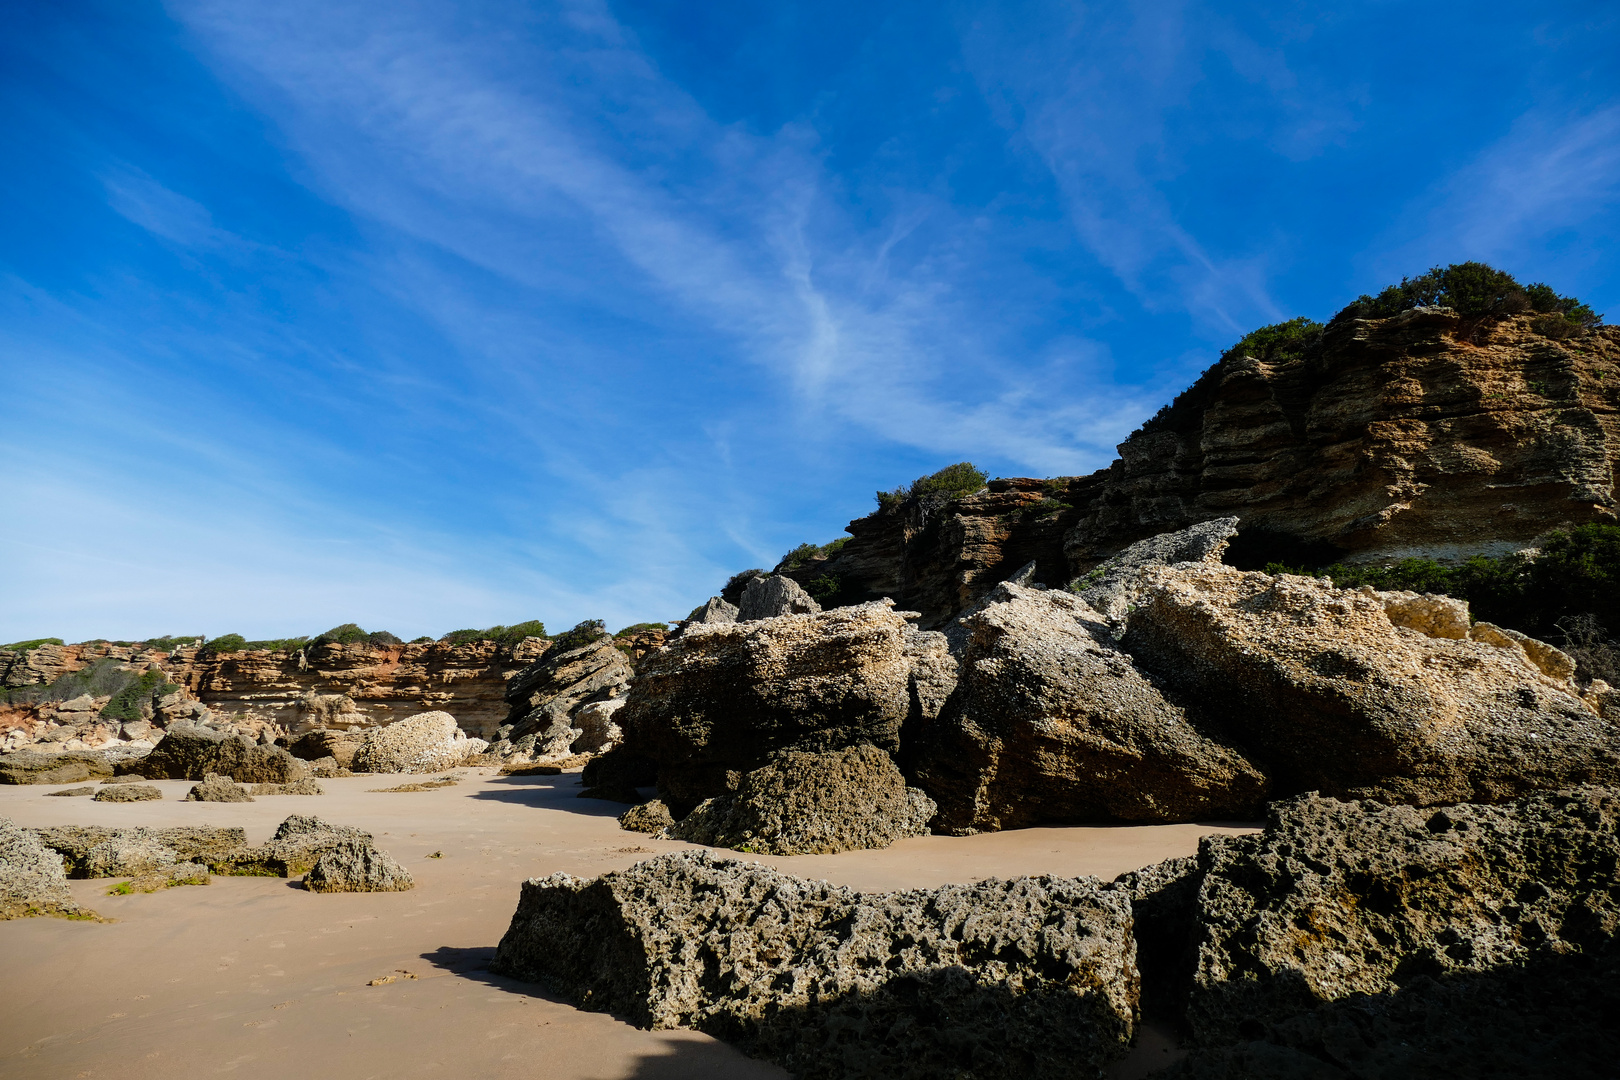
[[1074, 516, 1239, 624], [1, 818, 89, 919], [492, 850, 1138, 1080], [772, 317, 1620, 627], [915, 581, 1268, 832], [1125, 563, 1620, 805], [570, 698, 626, 755], [137, 722, 311, 783], [303, 838, 414, 893], [0, 749, 114, 785], [217, 815, 373, 876], [683, 596, 738, 625], [616, 602, 951, 813], [736, 574, 821, 621], [1159, 788, 1620, 1077], [493, 631, 633, 762], [186, 773, 254, 802], [662, 745, 935, 855], [351, 710, 484, 773]]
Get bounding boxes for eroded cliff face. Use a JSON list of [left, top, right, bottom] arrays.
[[1, 639, 548, 741], [781, 313, 1620, 627]]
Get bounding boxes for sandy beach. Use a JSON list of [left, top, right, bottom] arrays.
[[0, 771, 1257, 1080]]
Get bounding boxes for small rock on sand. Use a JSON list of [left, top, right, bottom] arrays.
[[304, 839, 415, 893], [94, 784, 162, 802], [186, 774, 254, 802], [45, 786, 96, 797]]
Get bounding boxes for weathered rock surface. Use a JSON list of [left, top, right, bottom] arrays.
[[736, 574, 821, 621], [617, 602, 940, 813], [350, 711, 485, 774], [45, 786, 95, 797], [219, 815, 372, 877], [1157, 788, 1620, 1077], [1074, 517, 1239, 624], [138, 723, 311, 783], [250, 778, 323, 796], [663, 745, 935, 855], [0, 750, 114, 785], [94, 783, 162, 802], [617, 799, 675, 833], [186, 773, 254, 802], [303, 838, 414, 893], [1126, 564, 1620, 804], [495, 632, 633, 763], [1, 818, 87, 919], [492, 850, 1138, 1080], [915, 582, 1268, 833], [287, 729, 363, 769], [32, 825, 248, 875], [570, 698, 626, 755], [684, 596, 739, 625]]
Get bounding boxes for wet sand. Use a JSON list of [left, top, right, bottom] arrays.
[[0, 770, 1257, 1079]]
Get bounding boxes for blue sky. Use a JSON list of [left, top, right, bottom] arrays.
[[3, 0, 1618, 643]]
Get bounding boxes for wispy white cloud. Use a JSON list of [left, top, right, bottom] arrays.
[[102, 163, 241, 250]]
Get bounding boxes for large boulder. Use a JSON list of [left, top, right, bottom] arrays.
[[617, 601, 946, 813], [1, 818, 88, 919], [491, 850, 1138, 1080], [1125, 564, 1620, 805], [217, 814, 373, 876], [286, 729, 363, 769], [1161, 787, 1620, 1077], [186, 774, 254, 802], [915, 581, 1268, 833], [303, 838, 414, 893], [736, 574, 821, 621], [0, 749, 113, 785], [663, 745, 935, 855], [683, 596, 739, 625], [350, 711, 484, 774], [497, 630, 633, 761], [137, 723, 310, 784]]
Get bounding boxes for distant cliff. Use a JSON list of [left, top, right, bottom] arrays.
[[778, 310, 1620, 627]]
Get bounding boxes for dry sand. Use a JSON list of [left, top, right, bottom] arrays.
[[0, 769, 1257, 1079]]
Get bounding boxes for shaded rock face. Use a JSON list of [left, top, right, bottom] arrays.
[[1075, 516, 1239, 624], [492, 850, 1138, 1080], [735, 574, 821, 621], [617, 799, 675, 833], [286, 729, 363, 769], [915, 582, 1268, 833], [138, 722, 310, 784], [773, 318, 1620, 627], [1, 818, 86, 919], [303, 838, 414, 893], [351, 711, 485, 774], [570, 698, 626, 756], [616, 602, 946, 814], [1151, 788, 1620, 1078], [1125, 564, 1620, 805], [663, 745, 935, 855], [0, 749, 114, 785], [683, 596, 738, 625], [496, 633, 633, 762]]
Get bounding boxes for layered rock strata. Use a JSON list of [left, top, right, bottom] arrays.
[[491, 850, 1138, 1080], [774, 316, 1620, 626], [914, 581, 1268, 832], [494, 631, 633, 763]]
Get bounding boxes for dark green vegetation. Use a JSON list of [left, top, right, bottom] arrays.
[[875, 462, 988, 510], [549, 619, 607, 652], [2, 657, 178, 717], [779, 537, 848, 570], [2, 638, 65, 651], [439, 620, 547, 646], [1334, 261, 1601, 331], [1267, 524, 1620, 684], [614, 623, 669, 638]]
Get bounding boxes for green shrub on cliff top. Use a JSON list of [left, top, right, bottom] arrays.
[[440, 620, 547, 646], [1333, 261, 1601, 328], [3, 638, 65, 652], [875, 462, 988, 510], [780, 537, 849, 570]]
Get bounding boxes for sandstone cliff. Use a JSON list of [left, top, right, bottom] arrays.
[[778, 314, 1620, 627]]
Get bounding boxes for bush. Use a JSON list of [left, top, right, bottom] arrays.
[[614, 622, 669, 638], [100, 668, 180, 722], [549, 620, 607, 652], [806, 574, 843, 604], [205, 634, 249, 653], [242, 636, 309, 653], [139, 635, 202, 653], [440, 620, 547, 646], [779, 537, 849, 571], [875, 462, 989, 510], [1333, 262, 1603, 328], [311, 623, 370, 647], [410, 636, 433, 644], [368, 630, 403, 646], [3, 638, 65, 651], [1222, 317, 1324, 364]]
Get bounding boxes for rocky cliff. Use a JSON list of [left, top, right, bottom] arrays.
[[1, 637, 548, 742], [778, 313, 1620, 627]]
